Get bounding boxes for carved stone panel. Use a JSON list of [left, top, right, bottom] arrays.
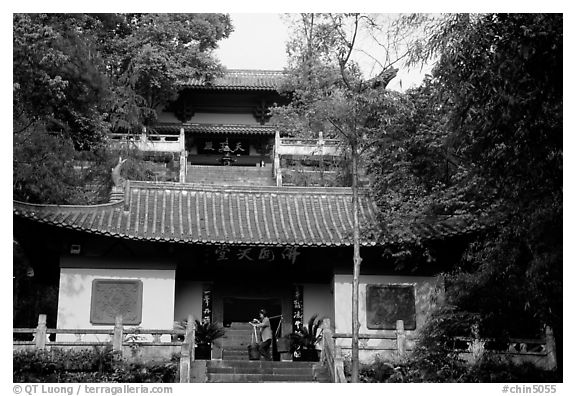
[[90, 279, 143, 325], [366, 284, 416, 330]]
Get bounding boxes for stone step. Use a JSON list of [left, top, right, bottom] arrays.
[[208, 366, 314, 375], [206, 373, 318, 383], [207, 360, 318, 369], [227, 322, 255, 330], [222, 352, 249, 360], [205, 360, 331, 383], [185, 166, 275, 186]]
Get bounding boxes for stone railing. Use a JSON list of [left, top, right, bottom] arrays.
[[108, 131, 184, 153], [273, 131, 343, 186], [319, 319, 346, 383], [276, 135, 342, 157], [332, 320, 413, 363], [451, 325, 556, 371], [13, 314, 197, 383], [329, 320, 557, 373]]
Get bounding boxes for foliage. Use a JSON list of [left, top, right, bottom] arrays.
[[404, 11, 560, 340], [107, 13, 232, 126], [174, 320, 226, 346], [13, 13, 232, 205], [349, 354, 558, 383], [273, 13, 413, 381], [368, 12, 563, 375], [13, 348, 178, 383], [289, 314, 324, 351], [13, 14, 111, 150], [193, 320, 226, 346]]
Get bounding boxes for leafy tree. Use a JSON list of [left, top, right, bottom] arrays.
[[13, 13, 233, 204], [374, 13, 563, 375], [106, 13, 232, 128], [273, 13, 411, 381], [13, 14, 111, 149], [277, 12, 562, 379]]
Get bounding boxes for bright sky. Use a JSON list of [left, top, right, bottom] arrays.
[[214, 13, 432, 92]]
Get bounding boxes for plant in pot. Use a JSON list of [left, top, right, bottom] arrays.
[[194, 320, 226, 360], [290, 314, 324, 362], [174, 319, 226, 360]]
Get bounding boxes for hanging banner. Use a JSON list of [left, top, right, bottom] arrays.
[[292, 285, 304, 331], [201, 283, 213, 323]]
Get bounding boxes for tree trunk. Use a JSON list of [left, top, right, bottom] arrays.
[[351, 145, 362, 382]]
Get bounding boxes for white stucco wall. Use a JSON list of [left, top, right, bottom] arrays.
[[333, 274, 441, 334], [57, 267, 175, 341], [333, 274, 442, 363], [173, 280, 203, 323], [303, 283, 334, 329]]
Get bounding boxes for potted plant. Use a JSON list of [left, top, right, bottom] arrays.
[[174, 319, 226, 360], [290, 314, 324, 362], [194, 320, 226, 360]]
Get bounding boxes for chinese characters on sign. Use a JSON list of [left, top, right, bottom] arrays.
[[202, 284, 213, 323], [212, 246, 300, 264], [292, 285, 304, 331]]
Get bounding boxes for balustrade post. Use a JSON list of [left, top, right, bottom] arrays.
[[334, 346, 345, 383], [185, 314, 195, 361], [179, 314, 195, 383], [113, 315, 123, 355], [274, 130, 281, 186], [320, 318, 331, 364], [396, 319, 406, 358], [179, 150, 186, 183], [34, 314, 47, 350], [545, 325, 557, 371], [179, 344, 191, 383], [471, 323, 484, 363], [179, 127, 185, 151]]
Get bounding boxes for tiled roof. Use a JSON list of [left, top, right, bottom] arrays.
[[14, 181, 486, 247], [182, 70, 285, 90], [13, 182, 379, 247], [151, 124, 276, 135]]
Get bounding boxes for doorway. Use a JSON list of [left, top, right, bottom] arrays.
[[223, 297, 283, 360]]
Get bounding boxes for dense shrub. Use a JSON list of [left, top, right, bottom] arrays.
[[345, 355, 558, 383], [13, 348, 178, 383]]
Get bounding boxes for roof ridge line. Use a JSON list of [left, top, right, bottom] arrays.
[[13, 200, 124, 210], [127, 181, 368, 195]]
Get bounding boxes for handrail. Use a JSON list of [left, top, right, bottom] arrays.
[[109, 133, 181, 142], [14, 328, 185, 336], [319, 319, 346, 383], [14, 314, 198, 382]]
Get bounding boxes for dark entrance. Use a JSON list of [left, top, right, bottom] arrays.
[[223, 297, 283, 360]]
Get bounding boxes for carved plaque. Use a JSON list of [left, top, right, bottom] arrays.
[[90, 279, 143, 325], [366, 284, 416, 330]]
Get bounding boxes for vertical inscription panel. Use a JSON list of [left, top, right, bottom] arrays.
[[366, 284, 416, 330], [292, 285, 304, 331], [90, 279, 143, 325]]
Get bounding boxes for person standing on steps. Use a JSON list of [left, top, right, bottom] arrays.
[[251, 309, 272, 361]]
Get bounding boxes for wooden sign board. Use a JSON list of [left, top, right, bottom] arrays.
[[366, 284, 416, 330], [90, 279, 143, 325]]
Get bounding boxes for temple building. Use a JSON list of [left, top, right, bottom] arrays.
[[14, 69, 478, 364]]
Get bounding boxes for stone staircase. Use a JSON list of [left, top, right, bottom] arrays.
[[221, 322, 254, 361], [185, 165, 275, 186], [206, 360, 331, 383], [207, 322, 331, 382]]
